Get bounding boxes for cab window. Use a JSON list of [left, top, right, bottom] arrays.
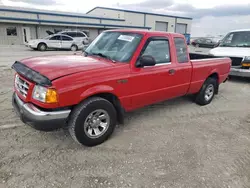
[[174, 37, 188, 63], [140, 38, 170, 64]]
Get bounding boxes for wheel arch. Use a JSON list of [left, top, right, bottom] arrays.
[[207, 72, 219, 94], [79, 86, 125, 124], [37, 42, 47, 49]]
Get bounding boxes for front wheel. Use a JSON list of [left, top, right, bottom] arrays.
[[37, 43, 47, 51], [68, 97, 117, 147], [195, 78, 217, 106]]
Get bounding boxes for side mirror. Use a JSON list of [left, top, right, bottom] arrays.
[[136, 55, 156, 67]]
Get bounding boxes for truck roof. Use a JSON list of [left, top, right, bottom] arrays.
[[105, 29, 185, 38]]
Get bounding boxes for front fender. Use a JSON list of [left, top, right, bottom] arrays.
[[80, 85, 116, 101]]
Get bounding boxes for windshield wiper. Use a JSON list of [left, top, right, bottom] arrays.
[[91, 52, 116, 63]]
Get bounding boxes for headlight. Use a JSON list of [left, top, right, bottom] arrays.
[[32, 85, 58, 103], [243, 56, 250, 62]]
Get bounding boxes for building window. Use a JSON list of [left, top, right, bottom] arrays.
[[6, 27, 17, 36]]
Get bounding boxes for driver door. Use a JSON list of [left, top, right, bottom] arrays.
[[129, 36, 178, 109]]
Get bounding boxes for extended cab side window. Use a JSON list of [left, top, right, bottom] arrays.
[[174, 38, 188, 63], [141, 39, 170, 64]]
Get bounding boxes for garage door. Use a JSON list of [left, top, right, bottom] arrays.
[[176, 23, 187, 34], [155, 21, 168, 32]]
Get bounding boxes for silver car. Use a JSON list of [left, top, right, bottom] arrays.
[[27, 34, 84, 51]]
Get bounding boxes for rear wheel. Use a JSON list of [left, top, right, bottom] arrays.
[[71, 45, 78, 51], [68, 97, 117, 147], [195, 77, 217, 105], [38, 43, 47, 51]]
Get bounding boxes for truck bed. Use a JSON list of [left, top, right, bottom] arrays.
[[188, 55, 231, 94]]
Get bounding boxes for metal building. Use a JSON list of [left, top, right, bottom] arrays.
[[0, 6, 192, 45]]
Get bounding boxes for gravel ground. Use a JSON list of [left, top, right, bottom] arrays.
[[0, 45, 250, 188]]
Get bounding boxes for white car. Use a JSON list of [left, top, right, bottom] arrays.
[[27, 34, 84, 51], [57, 31, 89, 44], [209, 29, 250, 78]]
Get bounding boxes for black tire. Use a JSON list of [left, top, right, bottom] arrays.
[[68, 97, 117, 147], [71, 45, 78, 51], [38, 43, 47, 51], [195, 77, 217, 106]]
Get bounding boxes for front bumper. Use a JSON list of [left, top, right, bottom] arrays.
[[12, 92, 71, 131], [229, 67, 250, 78], [26, 43, 37, 49]]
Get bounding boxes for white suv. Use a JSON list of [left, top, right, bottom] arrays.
[[58, 31, 89, 44]]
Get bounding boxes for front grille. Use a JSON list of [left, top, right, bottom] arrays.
[[230, 57, 243, 66], [15, 74, 30, 98]]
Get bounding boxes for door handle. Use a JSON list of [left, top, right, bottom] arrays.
[[169, 69, 176, 75]]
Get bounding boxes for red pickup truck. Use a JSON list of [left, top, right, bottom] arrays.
[[12, 29, 231, 146]]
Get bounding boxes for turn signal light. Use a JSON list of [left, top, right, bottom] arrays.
[[45, 89, 58, 103], [242, 63, 250, 67]]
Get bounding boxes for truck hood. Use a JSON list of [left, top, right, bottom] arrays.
[[20, 55, 113, 80], [209, 47, 250, 57]]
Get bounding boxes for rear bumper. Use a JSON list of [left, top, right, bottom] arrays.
[[12, 92, 71, 131], [229, 67, 250, 78]]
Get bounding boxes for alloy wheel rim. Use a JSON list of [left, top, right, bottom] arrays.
[[204, 84, 214, 101], [84, 109, 110, 138]]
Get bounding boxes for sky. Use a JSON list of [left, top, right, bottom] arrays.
[[1, 0, 250, 37]]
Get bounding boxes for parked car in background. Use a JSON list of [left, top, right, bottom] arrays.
[[209, 29, 250, 78], [58, 31, 89, 44], [191, 38, 218, 48], [13, 29, 230, 146], [27, 34, 84, 51]]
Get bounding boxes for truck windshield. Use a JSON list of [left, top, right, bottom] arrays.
[[219, 31, 250, 47], [85, 31, 143, 62]]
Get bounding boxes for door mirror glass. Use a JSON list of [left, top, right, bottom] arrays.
[[137, 55, 156, 67]]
